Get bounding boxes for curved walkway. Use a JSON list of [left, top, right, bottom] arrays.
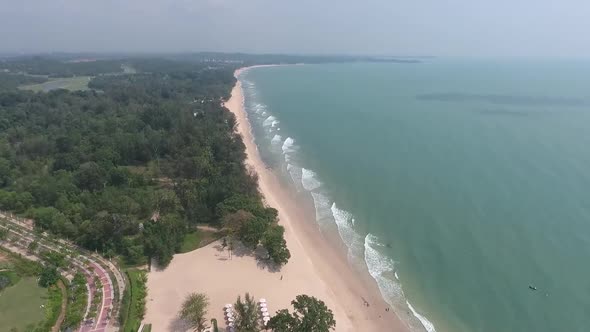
[[0, 214, 120, 332]]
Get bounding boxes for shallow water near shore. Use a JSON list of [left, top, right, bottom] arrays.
[[238, 59, 590, 332]]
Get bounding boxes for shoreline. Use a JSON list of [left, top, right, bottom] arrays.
[[229, 66, 409, 331], [143, 65, 410, 332]]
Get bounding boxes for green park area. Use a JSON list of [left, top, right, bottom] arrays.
[[0, 250, 64, 332], [0, 278, 47, 332], [179, 227, 223, 254], [120, 269, 147, 332], [19, 76, 91, 92]]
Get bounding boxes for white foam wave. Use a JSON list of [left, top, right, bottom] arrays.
[[407, 301, 437, 332], [301, 168, 322, 191], [364, 235, 437, 332], [331, 203, 364, 263], [263, 115, 277, 127], [271, 134, 283, 145], [364, 234, 402, 298], [311, 192, 332, 221], [282, 137, 296, 154], [286, 164, 303, 190], [253, 103, 266, 114]]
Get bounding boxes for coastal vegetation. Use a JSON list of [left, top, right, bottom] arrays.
[[0, 53, 382, 331], [175, 290, 337, 332], [0, 249, 65, 332], [0, 277, 47, 332], [0, 55, 291, 269], [179, 292, 209, 332], [62, 272, 87, 330], [120, 269, 148, 332], [267, 295, 336, 332], [233, 292, 260, 332], [37, 281, 66, 332]]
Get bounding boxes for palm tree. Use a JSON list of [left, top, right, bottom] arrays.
[[234, 292, 260, 332], [179, 292, 209, 332]]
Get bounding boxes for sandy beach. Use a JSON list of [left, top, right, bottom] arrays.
[[144, 66, 409, 332]]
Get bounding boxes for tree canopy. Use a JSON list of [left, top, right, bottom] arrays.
[[0, 56, 290, 267], [262, 225, 291, 265], [267, 295, 336, 332], [234, 292, 260, 332], [38, 265, 60, 288], [179, 292, 209, 332]]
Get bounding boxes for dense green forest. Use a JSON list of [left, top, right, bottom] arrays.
[[0, 57, 290, 267], [0, 72, 47, 90]]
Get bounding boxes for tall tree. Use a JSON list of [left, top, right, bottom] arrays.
[[179, 292, 209, 332], [234, 292, 260, 332], [38, 266, 59, 287], [267, 295, 336, 332], [262, 225, 291, 266]]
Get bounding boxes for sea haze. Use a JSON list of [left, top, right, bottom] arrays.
[[239, 59, 590, 332]]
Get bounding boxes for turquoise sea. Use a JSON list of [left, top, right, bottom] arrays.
[[238, 59, 590, 332]]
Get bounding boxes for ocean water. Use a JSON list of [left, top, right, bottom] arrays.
[[238, 59, 590, 332]]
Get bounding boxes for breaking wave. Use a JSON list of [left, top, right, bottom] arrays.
[[286, 164, 303, 191], [271, 134, 283, 145], [263, 115, 277, 127], [282, 137, 296, 153], [253, 103, 266, 114], [311, 192, 332, 222], [281, 137, 297, 163], [301, 168, 322, 191], [331, 203, 364, 263], [365, 234, 437, 332], [241, 74, 436, 332], [364, 234, 402, 302], [408, 301, 437, 332]]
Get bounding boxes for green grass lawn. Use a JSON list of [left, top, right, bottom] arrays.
[[0, 270, 20, 285], [0, 277, 48, 332], [179, 231, 201, 253], [179, 228, 223, 254], [121, 269, 147, 332], [19, 76, 91, 92]]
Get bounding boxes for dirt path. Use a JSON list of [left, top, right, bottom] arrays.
[[52, 280, 68, 332], [195, 225, 219, 232]]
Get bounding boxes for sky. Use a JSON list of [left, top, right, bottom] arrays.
[[1, 0, 589, 56]]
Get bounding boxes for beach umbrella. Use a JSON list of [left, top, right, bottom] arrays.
[[259, 298, 267, 303], [262, 312, 270, 317], [225, 304, 233, 308], [228, 317, 235, 322], [260, 307, 268, 313], [259, 302, 267, 308]]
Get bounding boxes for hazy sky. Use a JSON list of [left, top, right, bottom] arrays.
[[1, 0, 589, 56]]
